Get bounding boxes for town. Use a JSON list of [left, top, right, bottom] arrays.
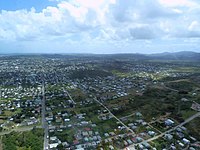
[[0, 53, 200, 150]]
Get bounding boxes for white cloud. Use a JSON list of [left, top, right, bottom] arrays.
[[0, 0, 200, 53], [188, 21, 200, 31], [159, 0, 197, 7], [129, 25, 157, 39]]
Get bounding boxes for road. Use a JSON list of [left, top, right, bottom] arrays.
[[120, 113, 135, 120], [163, 85, 179, 92], [42, 82, 45, 128], [147, 111, 200, 142], [0, 81, 48, 149], [42, 82, 49, 150], [63, 88, 76, 105], [94, 97, 134, 134], [128, 111, 200, 149]]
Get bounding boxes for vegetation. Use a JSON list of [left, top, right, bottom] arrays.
[[69, 69, 112, 79], [166, 79, 198, 92], [186, 118, 200, 140], [1, 128, 43, 150]]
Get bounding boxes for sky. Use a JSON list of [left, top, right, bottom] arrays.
[[0, 0, 200, 54]]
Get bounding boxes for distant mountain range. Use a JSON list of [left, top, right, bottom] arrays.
[[148, 51, 200, 61], [106, 51, 200, 61], [97, 51, 200, 61], [0, 51, 200, 61]]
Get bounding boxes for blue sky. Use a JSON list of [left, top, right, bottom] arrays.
[[0, 0, 200, 54], [0, 0, 57, 12]]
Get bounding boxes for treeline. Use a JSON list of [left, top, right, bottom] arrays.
[[69, 69, 112, 79]]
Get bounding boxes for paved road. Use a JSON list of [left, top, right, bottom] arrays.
[[42, 82, 49, 150], [42, 82, 46, 128], [64, 88, 76, 105], [128, 111, 200, 149], [0, 81, 48, 149], [147, 111, 200, 142], [94, 97, 134, 134], [120, 113, 135, 120]]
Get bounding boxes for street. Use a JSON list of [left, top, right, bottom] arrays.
[[42, 82, 49, 150], [128, 111, 200, 149]]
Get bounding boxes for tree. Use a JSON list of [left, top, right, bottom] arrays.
[[57, 144, 64, 150]]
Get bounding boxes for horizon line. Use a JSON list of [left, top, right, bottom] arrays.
[[0, 50, 199, 55]]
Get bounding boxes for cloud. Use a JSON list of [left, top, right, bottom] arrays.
[[187, 21, 200, 38], [159, 0, 197, 7], [129, 25, 157, 39], [188, 21, 200, 31], [0, 0, 200, 53], [0, 0, 117, 41]]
